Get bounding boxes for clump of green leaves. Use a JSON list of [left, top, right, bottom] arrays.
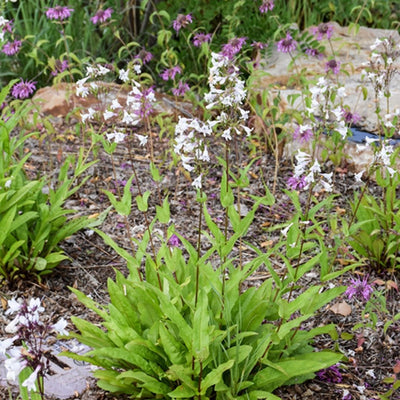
[[64, 181, 344, 399], [0, 82, 107, 283]]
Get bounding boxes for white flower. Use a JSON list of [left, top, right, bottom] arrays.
[[0, 336, 17, 355], [280, 222, 293, 237], [222, 128, 232, 141], [103, 110, 116, 120], [192, 174, 202, 189], [5, 298, 21, 315], [387, 166, 396, 177], [106, 130, 126, 144], [119, 68, 129, 82], [365, 136, 379, 145], [133, 64, 141, 74], [354, 170, 364, 182], [5, 348, 26, 382], [135, 134, 148, 146], [22, 365, 41, 392], [122, 110, 139, 125], [81, 107, 96, 123], [110, 99, 122, 110], [52, 318, 69, 336]]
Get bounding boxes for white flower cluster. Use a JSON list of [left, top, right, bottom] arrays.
[[0, 298, 68, 392]]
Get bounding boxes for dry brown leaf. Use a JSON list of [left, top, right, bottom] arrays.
[[329, 301, 352, 316]]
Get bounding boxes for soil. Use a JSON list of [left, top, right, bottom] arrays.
[[0, 110, 399, 400]]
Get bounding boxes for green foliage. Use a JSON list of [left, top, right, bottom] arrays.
[[348, 171, 400, 271], [0, 83, 108, 282], [64, 191, 344, 399]]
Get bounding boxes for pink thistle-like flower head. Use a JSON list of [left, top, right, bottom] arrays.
[[135, 48, 153, 65], [287, 175, 307, 191], [160, 65, 182, 81], [11, 79, 36, 99], [277, 33, 297, 53], [221, 37, 247, 59], [90, 8, 113, 24], [193, 32, 212, 47], [345, 276, 374, 301], [2, 19, 13, 33], [51, 59, 69, 76], [173, 13, 192, 33], [46, 6, 74, 21], [259, 0, 275, 13], [325, 59, 340, 75], [1, 40, 21, 56], [342, 108, 361, 125], [168, 234, 181, 247], [293, 125, 314, 143], [305, 47, 324, 59], [172, 80, 190, 96], [312, 23, 334, 41]]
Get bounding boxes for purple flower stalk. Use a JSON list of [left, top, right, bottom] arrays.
[[46, 6, 74, 20], [193, 32, 212, 47], [173, 13, 192, 33], [129, 87, 156, 120], [172, 80, 190, 96], [305, 47, 324, 59], [259, 0, 275, 13], [325, 59, 341, 75], [90, 8, 113, 24], [316, 364, 343, 383], [160, 65, 182, 81], [2, 39, 21, 55], [345, 276, 374, 301], [277, 33, 297, 53], [12, 80, 36, 99], [312, 23, 334, 41], [287, 175, 307, 190], [221, 37, 247, 60]]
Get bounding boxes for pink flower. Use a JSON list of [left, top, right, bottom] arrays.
[[293, 125, 313, 143], [51, 59, 69, 76], [259, 0, 274, 13], [90, 8, 113, 24], [193, 32, 212, 47], [345, 276, 374, 301], [221, 37, 247, 59], [305, 47, 324, 59], [12, 80, 36, 99], [342, 108, 361, 125], [312, 23, 334, 41], [277, 33, 297, 53], [325, 59, 340, 75], [2, 40, 21, 55], [173, 14, 192, 33], [287, 175, 307, 190], [168, 234, 181, 247], [2, 20, 13, 33], [172, 81, 190, 96], [46, 6, 74, 20], [160, 65, 182, 81], [135, 48, 153, 65]]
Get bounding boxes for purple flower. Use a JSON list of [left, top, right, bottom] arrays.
[[305, 47, 324, 59], [221, 37, 247, 59], [173, 13, 192, 33], [287, 175, 307, 191], [135, 48, 153, 65], [51, 59, 69, 76], [193, 32, 212, 47], [345, 276, 374, 301], [259, 0, 275, 13], [293, 125, 313, 143], [168, 234, 181, 247], [160, 65, 182, 81], [129, 86, 155, 120], [172, 80, 190, 96], [316, 364, 343, 383], [2, 20, 13, 33], [325, 59, 340, 75], [11, 80, 36, 99], [312, 23, 334, 41], [342, 108, 361, 125], [251, 41, 268, 50], [1, 40, 21, 56], [90, 8, 113, 24], [277, 33, 297, 53], [46, 6, 74, 20]]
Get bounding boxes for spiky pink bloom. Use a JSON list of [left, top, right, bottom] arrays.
[[277, 33, 297, 53], [172, 80, 190, 96], [221, 37, 247, 59], [135, 48, 153, 65], [51, 59, 69, 76], [12, 80, 36, 99], [46, 6, 74, 20], [193, 32, 212, 47], [305, 47, 324, 59], [1, 40, 21, 55], [168, 234, 181, 247], [90, 8, 113, 24], [173, 14, 192, 33], [342, 108, 361, 125], [293, 125, 313, 143], [312, 23, 334, 41], [345, 276, 374, 301], [287, 175, 307, 190], [325, 59, 340, 75], [160, 65, 182, 81], [259, 0, 274, 13]]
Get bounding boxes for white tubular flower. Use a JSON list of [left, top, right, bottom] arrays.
[[52, 318, 69, 336], [354, 170, 364, 182], [5, 348, 26, 382], [22, 365, 41, 391], [192, 174, 202, 189], [119, 69, 129, 82], [280, 222, 293, 237], [103, 110, 116, 120], [0, 336, 17, 355], [5, 298, 21, 315], [110, 99, 122, 110], [135, 134, 148, 146]]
